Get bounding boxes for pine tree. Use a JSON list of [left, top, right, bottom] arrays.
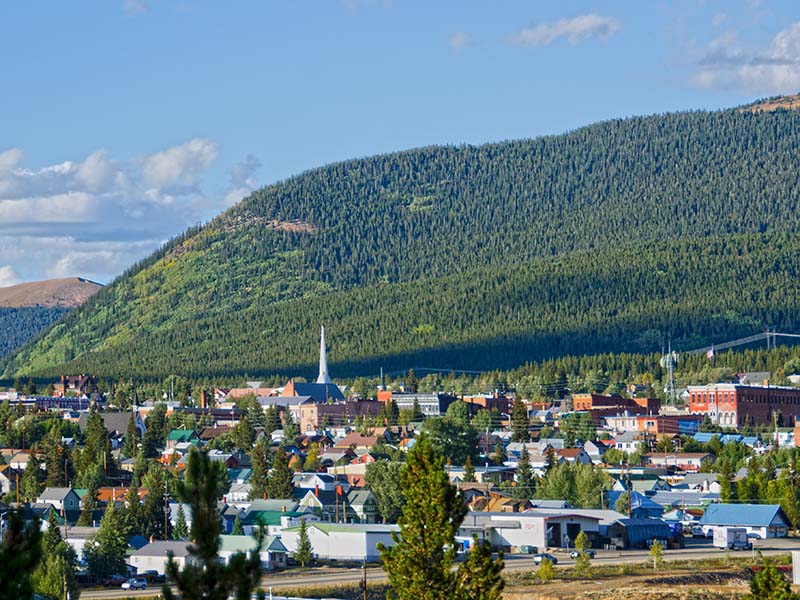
[[163, 449, 265, 600], [85, 502, 131, 580], [492, 443, 506, 466], [514, 445, 535, 499], [510, 398, 528, 442], [173, 504, 189, 540], [266, 447, 295, 499], [77, 482, 98, 526], [294, 518, 313, 567], [283, 412, 299, 445], [249, 437, 270, 500], [264, 406, 281, 435], [232, 416, 255, 450], [232, 514, 244, 536], [745, 559, 800, 600], [379, 435, 468, 600], [32, 512, 80, 600], [20, 453, 43, 502], [122, 412, 139, 459], [0, 509, 42, 600], [463, 455, 476, 483], [615, 491, 630, 516], [454, 536, 504, 600], [304, 443, 321, 472]]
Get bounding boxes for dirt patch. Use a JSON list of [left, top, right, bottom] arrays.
[[739, 94, 800, 113]]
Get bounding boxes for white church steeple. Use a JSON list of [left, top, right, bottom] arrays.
[[316, 325, 331, 384]]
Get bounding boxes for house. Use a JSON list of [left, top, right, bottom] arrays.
[[679, 473, 721, 494], [0, 465, 20, 497], [129, 540, 192, 575], [699, 503, 790, 538], [295, 487, 378, 524], [37, 488, 81, 512], [643, 453, 713, 471], [280, 522, 399, 561], [556, 448, 593, 465], [613, 432, 641, 453], [218, 535, 288, 570], [165, 429, 199, 450], [583, 440, 608, 462], [78, 411, 146, 440]]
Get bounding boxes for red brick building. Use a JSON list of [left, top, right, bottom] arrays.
[[572, 393, 660, 415], [687, 384, 800, 427]]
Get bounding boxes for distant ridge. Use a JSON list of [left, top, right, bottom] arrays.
[[740, 93, 800, 113], [0, 277, 103, 308]]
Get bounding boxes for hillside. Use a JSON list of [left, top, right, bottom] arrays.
[[0, 277, 102, 308], [6, 102, 800, 379], [0, 278, 102, 362]]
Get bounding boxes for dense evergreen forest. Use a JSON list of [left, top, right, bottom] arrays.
[[6, 104, 800, 379], [0, 307, 68, 361]]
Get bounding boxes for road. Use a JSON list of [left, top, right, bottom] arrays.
[[81, 537, 800, 599]]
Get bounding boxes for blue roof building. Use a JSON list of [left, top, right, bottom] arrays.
[[699, 503, 790, 538]]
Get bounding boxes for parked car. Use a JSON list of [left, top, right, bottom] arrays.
[[143, 570, 165, 584], [691, 526, 704, 537], [533, 552, 558, 565], [121, 578, 147, 590], [569, 550, 595, 559], [103, 574, 128, 587]]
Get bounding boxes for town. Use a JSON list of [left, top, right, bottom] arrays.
[[2, 328, 800, 598]]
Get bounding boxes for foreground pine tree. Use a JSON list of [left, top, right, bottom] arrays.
[[455, 535, 504, 600], [380, 435, 503, 600], [164, 449, 265, 600], [0, 510, 42, 600]]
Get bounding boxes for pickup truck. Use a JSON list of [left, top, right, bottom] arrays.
[[143, 570, 166, 584]]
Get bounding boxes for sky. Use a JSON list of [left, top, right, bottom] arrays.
[[1, 0, 799, 286]]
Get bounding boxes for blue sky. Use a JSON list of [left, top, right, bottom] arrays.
[[1, 0, 798, 285]]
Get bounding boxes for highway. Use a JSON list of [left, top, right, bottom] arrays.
[[80, 537, 800, 599]]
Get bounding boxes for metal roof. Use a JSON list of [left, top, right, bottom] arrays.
[[699, 503, 789, 527]]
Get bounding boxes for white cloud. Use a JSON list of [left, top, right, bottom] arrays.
[[510, 14, 621, 48], [712, 12, 728, 27], [691, 22, 800, 93], [0, 265, 21, 288], [142, 138, 218, 192], [0, 192, 97, 224], [123, 0, 147, 15], [222, 154, 262, 207], [0, 139, 231, 283], [230, 154, 262, 188], [449, 32, 469, 54]]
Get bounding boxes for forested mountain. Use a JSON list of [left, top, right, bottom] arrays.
[[6, 102, 800, 379], [0, 307, 69, 361], [0, 278, 101, 362]]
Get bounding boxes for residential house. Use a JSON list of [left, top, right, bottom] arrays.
[[36, 488, 81, 513], [643, 453, 713, 471], [129, 541, 192, 575], [165, 429, 199, 450], [218, 534, 288, 570], [556, 448, 593, 465]]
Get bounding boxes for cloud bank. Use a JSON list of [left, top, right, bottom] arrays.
[[0, 141, 261, 284], [510, 14, 621, 48], [691, 22, 800, 93]]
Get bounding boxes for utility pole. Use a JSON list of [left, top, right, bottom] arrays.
[[361, 558, 367, 600]]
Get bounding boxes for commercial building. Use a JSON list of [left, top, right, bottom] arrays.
[[687, 384, 800, 427]]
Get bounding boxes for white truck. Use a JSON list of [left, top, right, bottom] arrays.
[[713, 527, 751, 550]]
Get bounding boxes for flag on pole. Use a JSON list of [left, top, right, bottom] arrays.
[[707, 346, 715, 359]]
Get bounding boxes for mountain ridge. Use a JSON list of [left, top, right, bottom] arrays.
[[0, 277, 103, 308], [6, 100, 800, 378]]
